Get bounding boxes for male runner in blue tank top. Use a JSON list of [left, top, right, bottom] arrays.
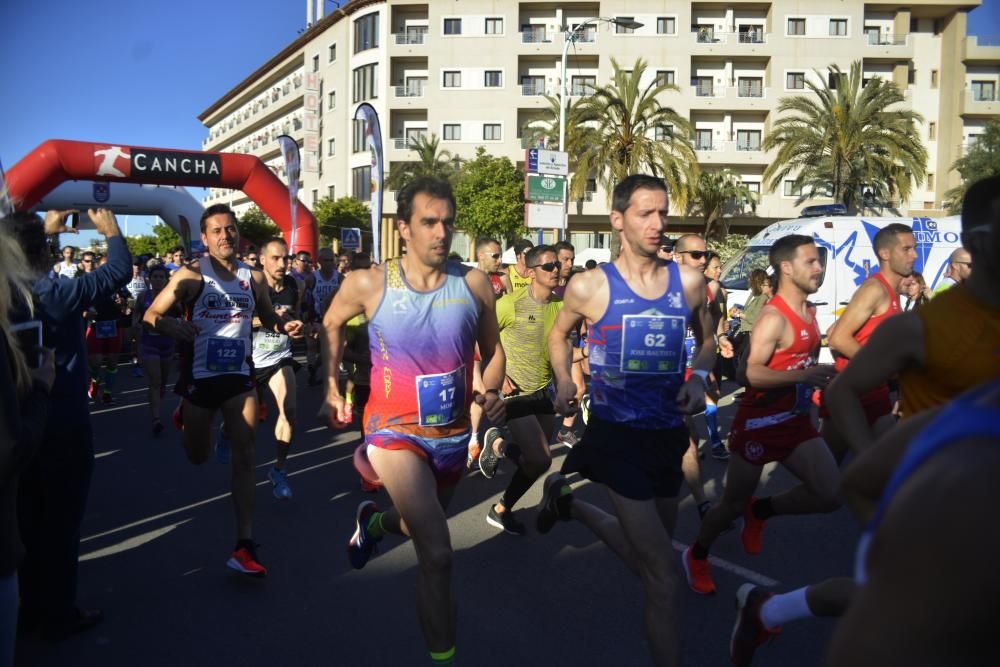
[[319, 178, 506, 667], [537, 174, 717, 667]]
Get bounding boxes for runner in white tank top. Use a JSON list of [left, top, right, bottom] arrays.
[[143, 205, 305, 579]]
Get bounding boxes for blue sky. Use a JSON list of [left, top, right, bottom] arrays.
[[2, 0, 999, 243]]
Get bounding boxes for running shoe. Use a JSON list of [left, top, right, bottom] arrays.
[[466, 439, 482, 470], [268, 467, 293, 500], [258, 403, 268, 423], [731, 584, 780, 666], [682, 546, 716, 595], [171, 403, 184, 431], [742, 497, 767, 555], [711, 440, 730, 461], [536, 472, 571, 534], [152, 418, 164, 436], [348, 500, 381, 570], [227, 543, 267, 578], [557, 427, 580, 448], [478, 427, 504, 479], [88, 380, 98, 401], [486, 505, 526, 535], [214, 428, 231, 465], [580, 394, 591, 425]]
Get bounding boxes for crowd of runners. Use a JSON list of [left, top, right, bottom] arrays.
[[1, 171, 999, 667]]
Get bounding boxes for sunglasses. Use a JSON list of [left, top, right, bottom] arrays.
[[659, 245, 673, 253], [530, 261, 559, 272], [81, 259, 94, 263], [486, 252, 501, 259], [677, 250, 707, 260]]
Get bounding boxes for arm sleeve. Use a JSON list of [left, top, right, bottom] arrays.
[[0, 342, 50, 487], [36, 236, 132, 317]]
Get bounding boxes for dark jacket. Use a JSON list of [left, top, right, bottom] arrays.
[[31, 236, 131, 429]]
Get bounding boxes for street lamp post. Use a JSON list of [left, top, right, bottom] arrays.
[[558, 16, 643, 238]]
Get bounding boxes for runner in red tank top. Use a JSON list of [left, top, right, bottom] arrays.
[[821, 223, 917, 461], [683, 235, 840, 598]]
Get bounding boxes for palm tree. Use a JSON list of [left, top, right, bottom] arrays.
[[763, 61, 927, 212], [385, 133, 458, 191], [688, 169, 758, 240]]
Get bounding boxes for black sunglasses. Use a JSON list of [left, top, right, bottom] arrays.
[[530, 261, 559, 272], [677, 250, 707, 260], [487, 252, 501, 259], [659, 245, 673, 253]]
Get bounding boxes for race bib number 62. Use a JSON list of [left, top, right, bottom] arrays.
[[620, 314, 685, 374]]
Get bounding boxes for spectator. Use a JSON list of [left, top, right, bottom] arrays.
[[4, 207, 131, 640], [933, 247, 972, 294], [903, 271, 932, 311]]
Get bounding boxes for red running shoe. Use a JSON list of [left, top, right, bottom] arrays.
[[226, 544, 267, 578], [742, 497, 767, 555], [730, 584, 781, 666], [172, 403, 184, 431], [682, 546, 716, 595]]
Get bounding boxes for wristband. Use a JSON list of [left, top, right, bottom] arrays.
[[691, 369, 710, 388], [484, 388, 500, 395]]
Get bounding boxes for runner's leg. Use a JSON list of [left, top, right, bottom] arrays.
[[267, 366, 296, 470], [221, 391, 258, 541], [769, 438, 841, 516]]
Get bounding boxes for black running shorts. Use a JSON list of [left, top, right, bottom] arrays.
[[176, 373, 255, 409], [561, 415, 688, 500], [254, 357, 299, 386]]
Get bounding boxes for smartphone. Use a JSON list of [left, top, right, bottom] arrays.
[[68, 212, 79, 229], [12, 320, 43, 368]]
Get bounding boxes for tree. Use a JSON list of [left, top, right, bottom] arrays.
[[944, 119, 1000, 213], [453, 147, 526, 243], [763, 61, 927, 212], [688, 169, 758, 241], [386, 133, 458, 191], [238, 205, 282, 247], [125, 222, 180, 257], [312, 196, 371, 247], [709, 233, 750, 267]]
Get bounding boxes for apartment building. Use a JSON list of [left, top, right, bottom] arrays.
[[199, 0, 999, 253]]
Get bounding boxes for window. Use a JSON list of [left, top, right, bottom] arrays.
[[312, 189, 318, 205], [328, 43, 337, 62], [656, 70, 675, 87], [692, 76, 713, 96], [353, 166, 372, 199], [695, 24, 715, 42], [908, 66, 916, 85], [929, 122, 937, 140], [312, 55, 320, 72], [483, 124, 501, 140], [444, 18, 461, 35], [829, 71, 840, 89], [352, 119, 366, 153], [443, 124, 461, 140], [695, 129, 713, 150], [656, 17, 676, 35], [864, 26, 880, 44], [738, 78, 763, 97], [521, 75, 545, 96], [783, 180, 802, 197], [404, 77, 427, 96], [352, 63, 377, 103], [328, 91, 336, 109], [738, 25, 764, 43], [328, 185, 335, 199], [654, 125, 673, 141], [354, 13, 379, 53], [484, 70, 502, 88], [972, 80, 997, 101], [571, 75, 596, 96], [931, 69, 939, 88], [585, 178, 597, 200], [928, 173, 935, 189], [443, 71, 461, 88], [829, 19, 848, 36], [744, 181, 761, 197], [786, 72, 805, 89], [405, 127, 426, 145], [616, 17, 636, 34], [736, 130, 762, 151], [787, 18, 805, 36], [485, 17, 502, 34], [328, 139, 335, 156], [522, 24, 547, 42]]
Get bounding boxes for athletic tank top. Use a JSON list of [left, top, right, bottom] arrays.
[[496, 286, 563, 393], [508, 265, 532, 291], [899, 284, 1000, 417], [188, 260, 255, 380], [58, 261, 79, 280], [364, 259, 479, 438], [855, 380, 1000, 583], [312, 270, 339, 316], [126, 275, 147, 301], [740, 294, 820, 412], [834, 272, 900, 373], [252, 274, 298, 368], [587, 262, 691, 429]]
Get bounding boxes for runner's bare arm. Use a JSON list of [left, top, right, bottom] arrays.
[[467, 269, 505, 423], [320, 268, 373, 404], [251, 269, 304, 338], [709, 279, 734, 358], [828, 279, 881, 360], [548, 269, 602, 415], [744, 307, 833, 389], [678, 265, 714, 413], [826, 312, 926, 451], [143, 266, 201, 342]]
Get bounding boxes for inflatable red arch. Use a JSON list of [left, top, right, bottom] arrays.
[[6, 139, 318, 258]]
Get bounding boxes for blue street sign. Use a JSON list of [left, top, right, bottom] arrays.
[[527, 148, 538, 173], [341, 227, 362, 251]]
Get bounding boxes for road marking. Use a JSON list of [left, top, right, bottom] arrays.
[[80, 519, 193, 561], [331, 491, 350, 501], [671, 540, 779, 587], [91, 402, 148, 415], [95, 449, 120, 459]]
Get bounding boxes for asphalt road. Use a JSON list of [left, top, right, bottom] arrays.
[[16, 367, 859, 667]]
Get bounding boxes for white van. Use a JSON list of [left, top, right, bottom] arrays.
[[719, 215, 963, 360]]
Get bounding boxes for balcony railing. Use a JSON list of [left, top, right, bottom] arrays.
[[736, 141, 763, 152], [970, 89, 997, 102], [570, 85, 595, 96], [865, 32, 907, 46], [394, 85, 426, 98], [695, 141, 721, 152], [737, 83, 765, 98], [695, 29, 769, 44], [394, 31, 427, 45], [737, 30, 766, 44], [569, 29, 597, 43], [521, 29, 549, 43], [521, 82, 547, 96], [693, 83, 724, 97]]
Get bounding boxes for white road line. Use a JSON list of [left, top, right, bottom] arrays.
[[80, 519, 193, 561], [330, 491, 350, 501], [671, 540, 779, 587], [91, 402, 148, 415], [95, 449, 120, 459]]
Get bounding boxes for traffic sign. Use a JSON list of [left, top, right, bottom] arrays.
[[525, 202, 564, 229], [536, 149, 568, 176], [525, 174, 565, 203], [526, 148, 539, 173], [341, 227, 362, 251]]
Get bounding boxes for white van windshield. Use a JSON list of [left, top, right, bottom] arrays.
[[720, 246, 828, 291]]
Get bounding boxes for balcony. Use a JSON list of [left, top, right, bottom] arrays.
[[689, 84, 770, 110], [691, 29, 770, 54], [694, 140, 769, 165], [521, 29, 551, 43], [862, 32, 913, 59], [394, 85, 426, 98], [521, 82, 549, 96], [965, 35, 1000, 63], [961, 89, 1000, 116], [393, 30, 427, 45]]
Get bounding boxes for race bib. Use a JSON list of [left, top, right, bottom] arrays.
[[206, 337, 246, 373], [253, 330, 286, 352], [620, 315, 685, 374], [95, 320, 118, 339], [415, 366, 465, 426]]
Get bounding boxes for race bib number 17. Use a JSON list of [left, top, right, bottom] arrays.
[[415, 366, 465, 426]]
